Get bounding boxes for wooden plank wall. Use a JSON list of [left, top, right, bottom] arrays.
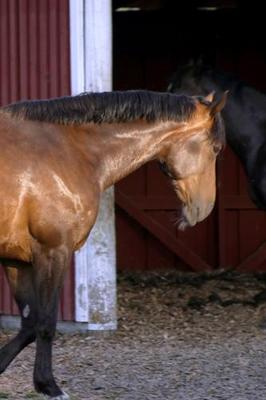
[[0, 0, 74, 320]]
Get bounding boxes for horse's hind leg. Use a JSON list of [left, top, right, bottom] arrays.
[[32, 244, 70, 399], [0, 260, 37, 374]]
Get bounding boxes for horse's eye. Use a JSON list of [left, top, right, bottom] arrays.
[[159, 161, 175, 179]]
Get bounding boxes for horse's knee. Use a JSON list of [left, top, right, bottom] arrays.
[[249, 145, 266, 210], [36, 322, 56, 341]]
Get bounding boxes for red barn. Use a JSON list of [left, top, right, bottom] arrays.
[[0, 0, 266, 331]]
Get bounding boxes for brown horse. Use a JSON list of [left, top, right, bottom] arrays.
[[0, 90, 226, 399]]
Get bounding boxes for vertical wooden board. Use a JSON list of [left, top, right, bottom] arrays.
[[146, 210, 177, 270], [176, 217, 215, 266], [238, 164, 249, 196], [116, 208, 147, 270], [146, 160, 179, 270], [205, 206, 219, 267], [220, 147, 239, 195], [38, 0, 49, 98], [0, 0, 10, 105], [239, 211, 266, 263], [18, 0, 29, 99], [224, 211, 239, 268], [217, 157, 227, 268], [9, 0, 19, 102], [147, 235, 176, 270], [58, 0, 70, 96], [28, 0, 39, 98], [48, 0, 59, 97]]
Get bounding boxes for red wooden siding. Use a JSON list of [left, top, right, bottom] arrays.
[[0, 0, 74, 320]]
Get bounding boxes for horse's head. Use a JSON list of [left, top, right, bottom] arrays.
[[159, 92, 227, 230], [168, 59, 219, 97]]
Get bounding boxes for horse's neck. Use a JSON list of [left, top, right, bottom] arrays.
[[221, 84, 266, 170], [87, 120, 177, 191]]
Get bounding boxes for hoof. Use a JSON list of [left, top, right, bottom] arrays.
[[47, 392, 70, 400]]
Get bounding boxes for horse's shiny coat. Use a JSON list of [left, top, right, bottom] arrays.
[[0, 90, 226, 398]]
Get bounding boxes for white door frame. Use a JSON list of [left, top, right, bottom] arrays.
[[69, 0, 117, 330]]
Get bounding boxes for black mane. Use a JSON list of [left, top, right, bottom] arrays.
[[3, 90, 197, 125]]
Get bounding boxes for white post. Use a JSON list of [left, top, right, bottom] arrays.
[[70, 0, 117, 330]]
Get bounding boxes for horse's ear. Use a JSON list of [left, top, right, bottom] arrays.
[[204, 91, 215, 103], [210, 90, 229, 116]]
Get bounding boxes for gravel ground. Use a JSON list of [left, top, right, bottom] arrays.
[[1, 270, 266, 400]]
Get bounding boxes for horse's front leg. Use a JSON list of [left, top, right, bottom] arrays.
[[32, 244, 71, 400], [0, 261, 37, 374]]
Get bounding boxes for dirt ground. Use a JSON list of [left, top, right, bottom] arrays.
[[1, 270, 266, 400]]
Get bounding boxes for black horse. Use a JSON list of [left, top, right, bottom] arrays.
[[168, 60, 266, 209]]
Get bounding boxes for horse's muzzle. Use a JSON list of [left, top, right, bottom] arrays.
[[178, 202, 214, 230]]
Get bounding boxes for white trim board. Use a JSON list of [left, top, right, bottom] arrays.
[[69, 0, 117, 330]]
